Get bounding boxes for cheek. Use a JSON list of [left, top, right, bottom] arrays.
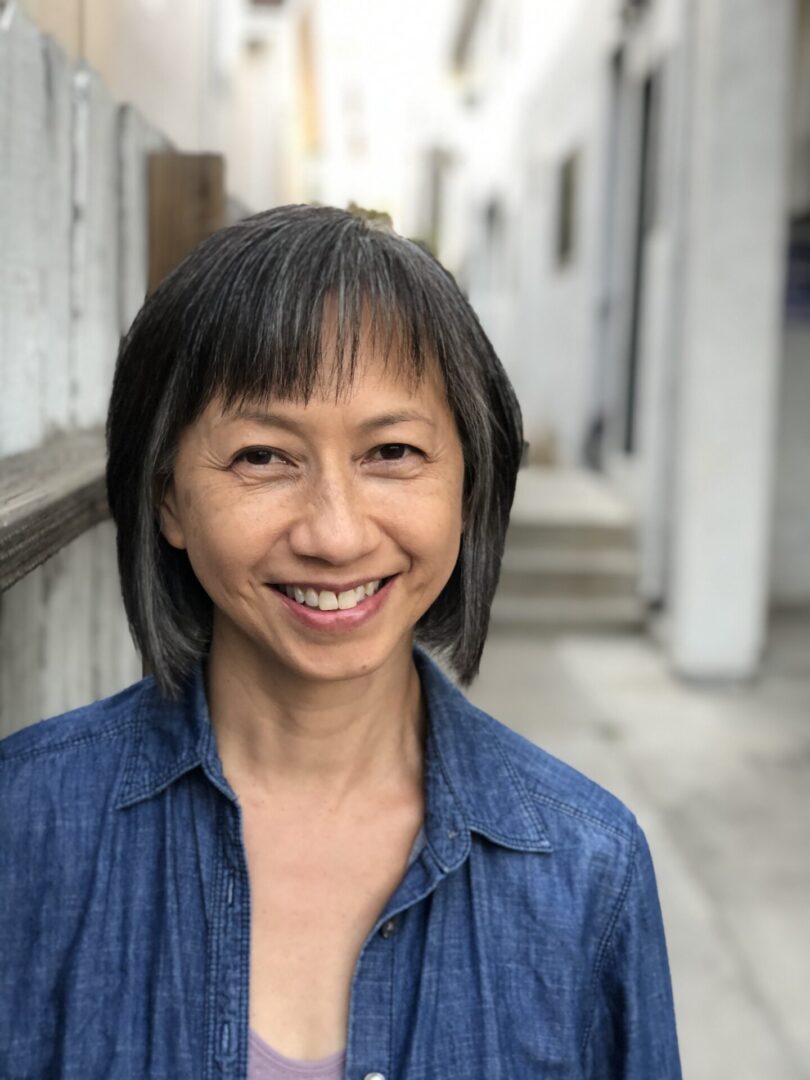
[[183, 498, 273, 579], [387, 484, 463, 569]]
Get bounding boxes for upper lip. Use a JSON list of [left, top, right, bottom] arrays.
[[270, 575, 393, 593]]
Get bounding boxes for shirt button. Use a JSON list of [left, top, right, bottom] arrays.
[[363, 1074, 386, 1080], [379, 917, 398, 939]]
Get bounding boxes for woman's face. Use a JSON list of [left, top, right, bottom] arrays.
[[159, 345, 465, 686]]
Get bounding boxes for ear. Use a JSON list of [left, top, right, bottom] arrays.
[[158, 479, 187, 550]]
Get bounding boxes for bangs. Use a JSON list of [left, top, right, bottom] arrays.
[[107, 202, 524, 698], [157, 207, 455, 424]]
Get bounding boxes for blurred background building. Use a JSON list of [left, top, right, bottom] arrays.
[[430, 0, 810, 687], [2, 0, 810, 1075], [5, 0, 807, 717]]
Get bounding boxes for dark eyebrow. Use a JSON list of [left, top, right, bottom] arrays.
[[225, 407, 436, 434], [357, 410, 436, 433], [225, 408, 305, 434]]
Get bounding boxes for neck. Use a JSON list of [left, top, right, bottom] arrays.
[[204, 627, 425, 813]]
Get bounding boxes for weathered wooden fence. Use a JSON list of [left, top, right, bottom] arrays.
[[0, 10, 235, 736]]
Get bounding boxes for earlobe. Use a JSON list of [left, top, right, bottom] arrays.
[[158, 482, 187, 550]]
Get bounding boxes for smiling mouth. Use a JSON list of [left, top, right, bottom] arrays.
[[270, 576, 395, 612]]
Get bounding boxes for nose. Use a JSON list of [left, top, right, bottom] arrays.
[[287, 467, 380, 566]]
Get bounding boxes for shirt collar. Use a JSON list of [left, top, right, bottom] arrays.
[[413, 647, 552, 868], [115, 646, 552, 866]]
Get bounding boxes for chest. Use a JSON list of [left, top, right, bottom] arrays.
[[7, 794, 599, 1078], [241, 803, 424, 1060]]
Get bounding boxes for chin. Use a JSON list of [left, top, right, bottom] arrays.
[[276, 636, 409, 686]]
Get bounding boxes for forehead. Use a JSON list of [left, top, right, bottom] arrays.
[[199, 343, 451, 432], [312, 296, 442, 398]]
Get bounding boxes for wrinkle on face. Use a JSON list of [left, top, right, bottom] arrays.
[[159, 327, 465, 696]]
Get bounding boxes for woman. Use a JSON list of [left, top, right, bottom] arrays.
[[0, 204, 682, 1078]]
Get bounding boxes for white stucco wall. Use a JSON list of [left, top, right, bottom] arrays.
[[435, 0, 803, 677], [442, 0, 610, 465], [670, 0, 794, 676], [513, 22, 607, 464]]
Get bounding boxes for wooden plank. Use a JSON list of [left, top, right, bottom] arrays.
[[118, 105, 170, 333], [70, 67, 121, 431], [40, 34, 74, 439], [148, 152, 225, 293], [0, 10, 64, 457], [1, 520, 142, 735], [0, 569, 44, 735], [0, 429, 108, 592]]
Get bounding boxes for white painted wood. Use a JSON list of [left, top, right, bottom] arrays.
[[1, 524, 141, 737], [118, 104, 170, 333], [92, 520, 141, 700], [40, 34, 73, 439], [0, 13, 166, 734], [0, 21, 73, 448], [69, 65, 120, 430], [1, 12, 48, 456], [0, 569, 44, 735], [40, 523, 97, 718]]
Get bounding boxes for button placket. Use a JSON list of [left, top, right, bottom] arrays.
[[346, 913, 397, 1080], [205, 802, 250, 1079]]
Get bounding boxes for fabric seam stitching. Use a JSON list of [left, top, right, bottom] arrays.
[[579, 823, 640, 1061], [528, 790, 634, 841]]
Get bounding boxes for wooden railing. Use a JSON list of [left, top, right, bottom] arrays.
[[0, 430, 107, 593], [0, 11, 246, 731]]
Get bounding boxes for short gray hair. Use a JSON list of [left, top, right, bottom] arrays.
[[106, 204, 523, 699]]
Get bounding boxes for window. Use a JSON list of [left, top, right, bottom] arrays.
[[555, 152, 579, 268]]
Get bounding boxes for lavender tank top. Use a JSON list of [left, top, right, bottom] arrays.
[[248, 823, 427, 1080]]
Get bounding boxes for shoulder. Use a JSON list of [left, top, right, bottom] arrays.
[[463, 702, 665, 983], [0, 677, 159, 914], [0, 676, 151, 761], [455, 698, 671, 997], [420, 646, 637, 848], [466, 698, 638, 844], [0, 675, 152, 796]]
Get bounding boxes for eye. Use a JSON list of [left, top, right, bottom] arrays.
[[371, 443, 423, 462], [233, 447, 291, 468]]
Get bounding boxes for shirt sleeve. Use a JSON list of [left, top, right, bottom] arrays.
[[581, 821, 683, 1080]]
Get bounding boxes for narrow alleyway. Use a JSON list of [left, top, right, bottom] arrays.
[[470, 612, 810, 1080]]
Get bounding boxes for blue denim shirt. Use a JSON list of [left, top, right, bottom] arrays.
[[0, 646, 681, 1079]]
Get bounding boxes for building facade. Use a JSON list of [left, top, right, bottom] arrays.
[[427, 0, 809, 680]]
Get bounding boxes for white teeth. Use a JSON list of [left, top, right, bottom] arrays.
[[279, 579, 387, 609]]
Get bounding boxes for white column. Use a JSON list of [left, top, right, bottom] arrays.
[[670, 0, 794, 677]]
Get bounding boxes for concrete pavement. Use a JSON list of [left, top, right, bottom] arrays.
[[469, 610, 810, 1080]]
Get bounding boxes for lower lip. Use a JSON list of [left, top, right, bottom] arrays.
[[269, 577, 396, 633]]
